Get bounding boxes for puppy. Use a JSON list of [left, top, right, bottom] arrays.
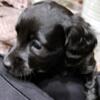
[[3, 1, 73, 77], [3, 1, 97, 100]]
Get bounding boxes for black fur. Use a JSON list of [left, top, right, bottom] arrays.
[[3, 1, 97, 100], [65, 16, 97, 100]]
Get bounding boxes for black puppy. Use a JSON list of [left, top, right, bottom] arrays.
[[3, 1, 97, 100], [3, 1, 73, 77]]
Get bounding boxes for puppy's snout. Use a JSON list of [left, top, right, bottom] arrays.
[[3, 55, 23, 70], [3, 56, 12, 70]]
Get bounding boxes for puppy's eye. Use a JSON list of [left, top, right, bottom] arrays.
[[31, 40, 42, 49]]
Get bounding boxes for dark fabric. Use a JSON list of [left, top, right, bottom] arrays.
[[0, 55, 100, 100], [0, 56, 53, 100], [39, 76, 86, 100]]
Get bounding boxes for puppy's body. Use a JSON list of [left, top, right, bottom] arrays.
[[3, 1, 97, 100]]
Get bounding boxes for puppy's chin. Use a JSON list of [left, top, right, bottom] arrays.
[[8, 67, 33, 78]]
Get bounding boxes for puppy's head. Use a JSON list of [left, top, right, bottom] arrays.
[[65, 16, 97, 74], [3, 1, 72, 77]]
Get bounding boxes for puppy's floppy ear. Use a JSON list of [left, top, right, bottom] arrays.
[[64, 16, 97, 67]]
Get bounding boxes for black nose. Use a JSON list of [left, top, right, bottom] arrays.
[[3, 57, 12, 70]]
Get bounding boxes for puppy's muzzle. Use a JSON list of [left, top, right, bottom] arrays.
[[3, 55, 23, 70], [3, 50, 32, 77], [3, 56, 12, 70]]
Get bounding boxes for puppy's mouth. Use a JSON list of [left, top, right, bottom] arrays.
[[6, 65, 33, 78]]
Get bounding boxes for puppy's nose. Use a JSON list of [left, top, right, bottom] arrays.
[[3, 57, 12, 70]]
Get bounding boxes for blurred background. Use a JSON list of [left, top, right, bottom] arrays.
[[0, 0, 100, 71]]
